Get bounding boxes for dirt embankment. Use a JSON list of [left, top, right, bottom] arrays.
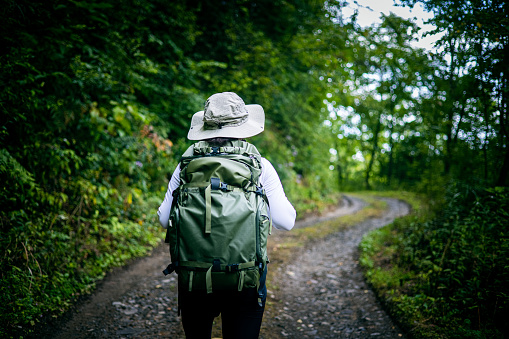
[[41, 196, 409, 339]]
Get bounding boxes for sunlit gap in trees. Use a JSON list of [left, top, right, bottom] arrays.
[[337, 0, 444, 52], [320, 0, 448, 173]]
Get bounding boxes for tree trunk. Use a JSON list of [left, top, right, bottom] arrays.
[[387, 122, 395, 186], [496, 69, 509, 186], [496, 147, 509, 186], [444, 36, 457, 176], [334, 136, 343, 189], [337, 161, 343, 189], [365, 114, 382, 190]]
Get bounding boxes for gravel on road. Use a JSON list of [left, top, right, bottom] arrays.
[[261, 198, 409, 339], [42, 196, 409, 339]]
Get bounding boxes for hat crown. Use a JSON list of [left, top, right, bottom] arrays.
[[203, 92, 248, 129], [187, 92, 264, 140]]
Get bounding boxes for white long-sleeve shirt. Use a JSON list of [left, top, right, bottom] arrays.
[[157, 157, 296, 231]]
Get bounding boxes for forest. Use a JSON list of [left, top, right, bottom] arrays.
[[1, 0, 508, 338]]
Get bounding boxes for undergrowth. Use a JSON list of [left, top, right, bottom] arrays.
[[360, 186, 509, 338], [0, 192, 165, 339], [0, 119, 175, 338]]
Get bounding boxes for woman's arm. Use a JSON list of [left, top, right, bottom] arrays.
[[157, 164, 181, 228], [260, 158, 296, 231]]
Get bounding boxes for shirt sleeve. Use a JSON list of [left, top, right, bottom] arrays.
[[157, 163, 181, 229], [260, 158, 296, 231]]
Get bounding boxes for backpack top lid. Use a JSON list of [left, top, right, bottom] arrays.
[[179, 140, 263, 187], [182, 140, 261, 161]]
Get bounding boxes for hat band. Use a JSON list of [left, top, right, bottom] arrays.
[[204, 115, 248, 130]]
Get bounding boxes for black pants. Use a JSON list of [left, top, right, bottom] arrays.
[[179, 269, 267, 339]]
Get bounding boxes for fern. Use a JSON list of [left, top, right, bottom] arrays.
[[0, 149, 35, 188]]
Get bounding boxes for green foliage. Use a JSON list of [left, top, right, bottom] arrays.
[[322, 0, 508, 191], [360, 226, 415, 295], [399, 0, 509, 186], [0, 113, 171, 336], [360, 187, 509, 338], [401, 184, 508, 336], [0, 207, 163, 338], [0, 1, 186, 336], [0, 0, 337, 337]]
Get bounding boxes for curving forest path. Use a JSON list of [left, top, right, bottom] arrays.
[[261, 197, 409, 338], [42, 196, 409, 339]]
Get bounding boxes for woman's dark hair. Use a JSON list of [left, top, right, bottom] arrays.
[[205, 137, 244, 146]]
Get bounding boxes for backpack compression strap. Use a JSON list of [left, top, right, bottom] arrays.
[[205, 177, 238, 233]]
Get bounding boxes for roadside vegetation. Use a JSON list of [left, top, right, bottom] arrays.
[[360, 186, 509, 338]]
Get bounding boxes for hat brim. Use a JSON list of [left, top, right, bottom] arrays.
[[187, 104, 265, 140]]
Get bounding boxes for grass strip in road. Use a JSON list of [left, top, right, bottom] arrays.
[[264, 193, 388, 310], [268, 194, 385, 271]]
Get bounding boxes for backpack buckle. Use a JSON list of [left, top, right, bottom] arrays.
[[162, 262, 178, 276], [211, 177, 229, 191], [212, 259, 221, 272], [211, 177, 220, 190], [226, 264, 239, 272], [255, 186, 265, 196]]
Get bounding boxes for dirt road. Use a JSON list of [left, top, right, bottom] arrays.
[[42, 196, 409, 338], [261, 197, 409, 338]]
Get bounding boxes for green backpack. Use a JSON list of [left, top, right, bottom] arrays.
[[163, 140, 271, 295]]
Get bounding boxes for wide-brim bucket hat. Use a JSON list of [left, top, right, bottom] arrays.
[[187, 92, 265, 140]]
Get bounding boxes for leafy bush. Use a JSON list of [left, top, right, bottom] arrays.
[[360, 186, 509, 338], [401, 184, 508, 336], [0, 120, 171, 338]]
